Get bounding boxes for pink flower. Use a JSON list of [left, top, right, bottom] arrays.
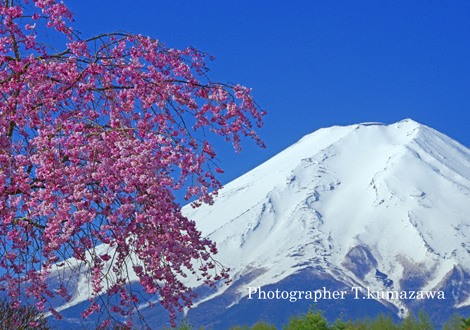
[[0, 0, 263, 327]]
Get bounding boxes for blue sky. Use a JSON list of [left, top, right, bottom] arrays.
[[67, 1, 470, 184]]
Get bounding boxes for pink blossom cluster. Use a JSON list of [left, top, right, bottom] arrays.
[[0, 0, 265, 327]]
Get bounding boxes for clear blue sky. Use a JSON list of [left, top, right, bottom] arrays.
[[67, 1, 470, 184]]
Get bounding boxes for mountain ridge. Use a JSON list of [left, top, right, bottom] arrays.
[[180, 118, 470, 326], [48, 118, 470, 328]]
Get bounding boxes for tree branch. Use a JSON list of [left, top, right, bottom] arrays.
[[13, 217, 46, 229]]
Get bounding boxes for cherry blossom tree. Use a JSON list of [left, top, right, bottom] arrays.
[[0, 0, 265, 327]]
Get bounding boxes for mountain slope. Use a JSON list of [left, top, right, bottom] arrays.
[[50, 119, 470, 328], [180, 118, 470, 326]]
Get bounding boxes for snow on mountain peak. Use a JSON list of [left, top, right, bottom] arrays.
[[182, 118, 470, 313], [48, 119, 470, 327]]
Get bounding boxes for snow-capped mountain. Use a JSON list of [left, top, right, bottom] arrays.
[[51, 119, 470, 328], [182, 118, 470, 327]]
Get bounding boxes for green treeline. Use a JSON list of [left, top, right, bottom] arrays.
[[174, 308, 470, 330]]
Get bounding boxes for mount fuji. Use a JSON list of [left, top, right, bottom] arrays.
[[50, 119, 470, 328]]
